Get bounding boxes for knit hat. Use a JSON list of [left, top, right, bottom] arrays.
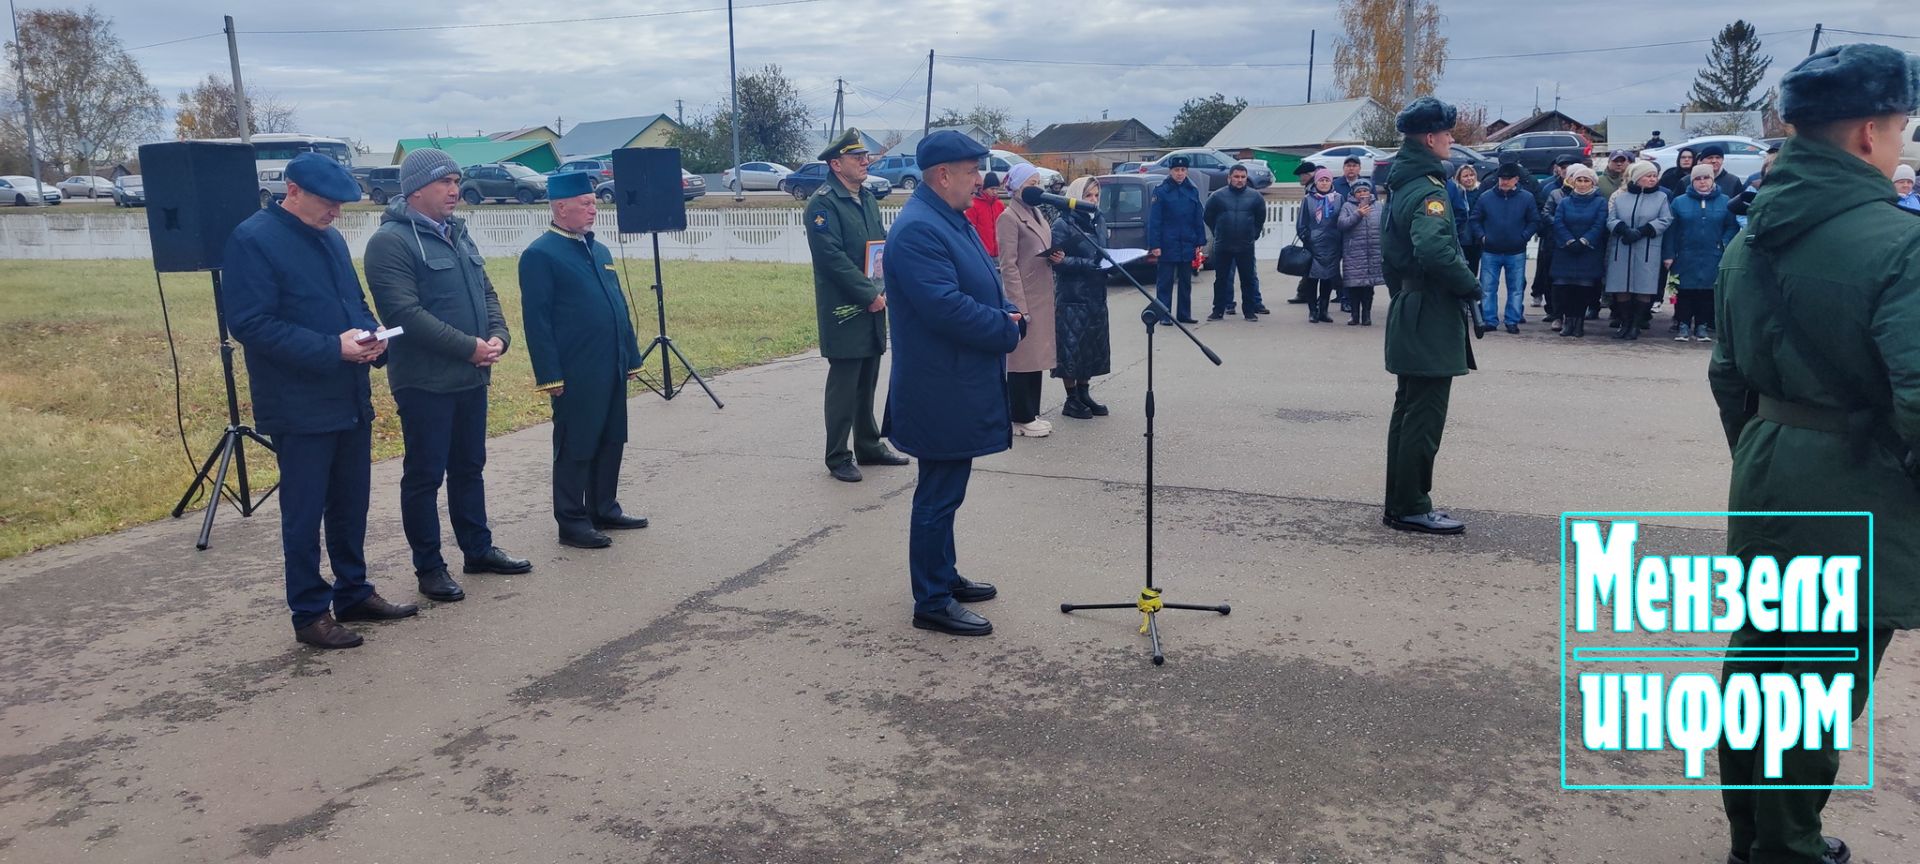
[[400, 148, 461, 201], [1565, 164, 1597, 184], [1897, 164, 1917, 183], [1690, 164, 1717, 181], [1626, 160, 1658, 184], [1312, 167, 1332, 183], [1004, 163, 1038, 192]]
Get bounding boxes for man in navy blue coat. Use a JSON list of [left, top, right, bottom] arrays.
[[883, 131, 1024, 637], [1147, 156, 1206, 323], [223, 153, 419, 650]]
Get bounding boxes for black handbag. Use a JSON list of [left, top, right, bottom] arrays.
[[1277, 243, 1312, 277]]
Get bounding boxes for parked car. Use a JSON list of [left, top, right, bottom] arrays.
[[1138, 148, 1272, 189], [983, 149, 1066, 191], [1904, 116, 1920, 168], [1300, 144, 1394, 178], [593, 169, 711, 205], [1640, 136, 1769, 180], [719, 161, 793, 192], [1093, 172, 1226, 280], [1111, 161, 1143, 175], [778, 161, 892, 199], [1488, 131, 1593, 177], [57, 175, 115, 198], [362, 166, 401, 205], [1444, 144, 1501, 181], [0, 176, 61, 205], [112, 174, 144, 207], [459, 162, 548, 204], [554, 157, 617, 187], [864, 154, 922, 190]]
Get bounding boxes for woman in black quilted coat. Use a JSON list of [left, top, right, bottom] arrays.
[[1049, 176, 1113, 420]]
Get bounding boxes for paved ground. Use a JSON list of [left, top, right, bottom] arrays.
[[3, 289, 1915, 863]]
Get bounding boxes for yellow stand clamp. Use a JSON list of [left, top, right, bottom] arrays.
[[1136, 586, 1163, 635]]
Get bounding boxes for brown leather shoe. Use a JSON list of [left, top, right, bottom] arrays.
[[335, 593, 420, 622], [294, 614, 364, 649]]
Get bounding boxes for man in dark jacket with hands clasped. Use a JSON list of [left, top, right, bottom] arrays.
[[1205, 164, 1268, 321]]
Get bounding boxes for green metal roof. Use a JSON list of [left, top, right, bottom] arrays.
[[392, 137, 561, 173]]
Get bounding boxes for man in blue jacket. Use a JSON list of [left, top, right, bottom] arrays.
[[518, 173, 650, 550], [883, 130, 1023, 637], [223, 153, 418, 649], [1469, 162, 1538, 333], [1147, 156, 1205, 324]]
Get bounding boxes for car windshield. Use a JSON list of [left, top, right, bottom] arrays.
[[1101, 182, 1146, 222], [503, 164, 539, 178], [120, 175, 141, 185]]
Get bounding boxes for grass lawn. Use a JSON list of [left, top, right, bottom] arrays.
[[0, 258, 816, 559]]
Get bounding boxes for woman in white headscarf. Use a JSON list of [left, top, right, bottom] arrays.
[[995, 163, 1061, 437]]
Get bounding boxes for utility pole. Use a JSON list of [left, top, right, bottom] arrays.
[[1553, 82, 1561, 114], [224, 15, 251, 144], [726, 0, 741, 201], [1399, 0, 1417, 105], [1808, 23, 1822, 56], [1306, 29, 1315, 103], [831, 78, 844, 139], [923, 50, 934, 140], [8, 0, 44, 204], [674, 99, 683, 126], [555, 116, 564, 136]]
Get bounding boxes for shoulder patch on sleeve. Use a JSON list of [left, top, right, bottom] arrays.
[[810, 211, 830, 232], [1424, 199, 1448, 217]]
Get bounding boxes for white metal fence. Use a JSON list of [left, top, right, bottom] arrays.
[[0, 202, 1305, 263]]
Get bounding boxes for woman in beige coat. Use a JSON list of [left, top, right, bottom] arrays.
[[995, 164, 1060, 438]]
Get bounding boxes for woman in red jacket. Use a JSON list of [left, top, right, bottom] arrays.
[[963, 172, 1006, 258]]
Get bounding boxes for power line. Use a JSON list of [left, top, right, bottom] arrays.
[[1822, 27, 1920, 40], [128, 31, 219, 51], [241, 0, 824, 35]]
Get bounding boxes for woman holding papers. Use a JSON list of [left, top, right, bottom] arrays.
[[1048, 176, 1113, 420]]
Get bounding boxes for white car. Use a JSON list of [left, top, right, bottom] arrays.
[[0, 175, 61, 205], [720, 162, 793, 192], [57, 175, 116, 198], [1301, 144, 1394, 177], [1903, 116, 1920, 168], [1640, 136, 1769, 180], [984, 149, 1064, 191]]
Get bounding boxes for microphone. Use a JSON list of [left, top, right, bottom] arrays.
[[1020, 186, 1098, 214]]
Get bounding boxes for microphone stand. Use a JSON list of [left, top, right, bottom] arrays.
[[1054, 207, 1230, 665]]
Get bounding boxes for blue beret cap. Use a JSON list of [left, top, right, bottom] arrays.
[[1395, 96, 1457, 135], [548, 171, 595, 200], [915, 130, 989, 170], [1780, 43, 1920, 127], [284, 152, 361, 203]]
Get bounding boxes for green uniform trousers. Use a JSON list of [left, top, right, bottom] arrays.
[[825, 356, 885, 468], [1720, 624, 1892, 864], [1384, 374, 1452, 517]]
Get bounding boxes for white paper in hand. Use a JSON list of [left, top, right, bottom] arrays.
[[1101, 248, 1150, 270]]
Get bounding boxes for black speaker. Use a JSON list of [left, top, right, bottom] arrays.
[[139, 141, 260, 272], [611, 147, 688, 234]]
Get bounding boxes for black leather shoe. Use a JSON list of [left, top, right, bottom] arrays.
[[1176, 317, 1200, 324], [856, 450, 910, 466], [1252, 306, 1271, 315], [1382, 511, 1466, 535], [336, 593, 421, 621], [559, 529, 612, 549], [829, 462, 863, 483], [912, 601, 993, 636], [1505, 324, 1519, 334], [463, 547, 532, 575], [594, 513, 650, 530], [1206, 311, 1224, 321], [952, 576, 998, 603], [1246, 313, 1260, 322], [1224, 304, 1237, 314], [1727, 836, 1849, 864], [294, 614, 363, 649], [414, 568, 465, 602]]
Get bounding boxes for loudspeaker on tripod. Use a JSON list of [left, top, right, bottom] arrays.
[[610, 147, 688, 235], [138, 141, 260, 273]]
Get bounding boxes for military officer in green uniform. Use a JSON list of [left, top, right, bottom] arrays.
[[807, 128, 909, 482], [1708, 43, 1920, 864], [1380, 96, 1480, 535]]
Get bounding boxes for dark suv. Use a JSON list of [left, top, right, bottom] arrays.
[[1489, 132, 1592, 177], [555, 158, 616, 186], [363, 166, 401, 205], [459, 162, 549, 204]]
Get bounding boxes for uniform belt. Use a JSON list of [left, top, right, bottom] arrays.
[[1756, 394, 1869, 435]]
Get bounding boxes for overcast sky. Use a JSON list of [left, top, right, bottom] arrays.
[[81, 0, 1920, 153]]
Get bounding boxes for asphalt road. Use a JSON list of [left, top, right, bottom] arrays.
[[2, 291, 1914, 863]]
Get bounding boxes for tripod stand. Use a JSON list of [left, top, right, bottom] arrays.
[[620, 232, 722, 408], [170, 269, 276, 550], [1056, 215, 1230, 665]]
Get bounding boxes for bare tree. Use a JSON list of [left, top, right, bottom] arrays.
[[174, 74, 298, 139], [1354, 103, 1403, 148], [1333, 0, 1448, 110], [2, 5, 163, 176], [1449, 102, 1490, 145]]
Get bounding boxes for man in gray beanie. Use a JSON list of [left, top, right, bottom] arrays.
[[1708, 43, 1920, 864], [365, 148, 531, 605]]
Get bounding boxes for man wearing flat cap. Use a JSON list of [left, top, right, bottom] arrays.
[[518, 171, 649, 550], [1708, 43, 1920, 864], [882, 129, 1020, 637], [1379, 95, 1480, 536], [806, 128, 909, 483], [1148, 154, 1205, 323], [223, 152, 416, 649], [365, 148, 530, 605]]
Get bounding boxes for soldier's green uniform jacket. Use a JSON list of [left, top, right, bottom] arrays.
[[805, 176, 888, 359], [1381, 141, 1481, 377], [1709, 136, 1920, 629]]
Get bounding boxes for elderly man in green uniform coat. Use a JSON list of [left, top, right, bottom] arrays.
[[807, 129, 909, 483], [1708, 43, 1920, 864], [518, 171, 650, 549], [1380, 96, 1480, 535]]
